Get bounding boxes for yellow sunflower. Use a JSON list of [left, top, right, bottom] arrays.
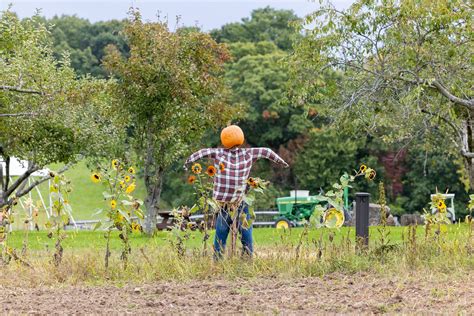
[[359, 164, 368, 173], [437, 200, 447, 213], [124, 175, 131, 183], [128, 167, 135, 174], [91, 173, 101, 183], [131, 222, 142, 233], [112, 159, 120, 170], [206, 165, 217, 177], [110, 199, 117, 210], [126, 183, 136, 194], [119, 180, 126, 189], [368, 170, 376, 180], [192, 163, 202, 174]]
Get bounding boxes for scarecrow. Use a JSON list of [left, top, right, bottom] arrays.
[[184, 125, 289, 258]]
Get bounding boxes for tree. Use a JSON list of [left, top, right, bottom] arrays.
[[210, 6, 300, 51], [293, 129, 383, 197], [103, 10, 235, 234], [225, 42, 313, 148], [400, 149, 470, 217], [291, 0, 474, 189], [46, 15, 127, 77], [0, 11, 118, 208]]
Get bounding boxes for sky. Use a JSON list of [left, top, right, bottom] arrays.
[[1, 0, 354, 30]]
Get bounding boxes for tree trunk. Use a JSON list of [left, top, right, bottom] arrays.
[[144, 167, 164, 235], [461, 119, 474, 191], [466, 158, 474, 191]]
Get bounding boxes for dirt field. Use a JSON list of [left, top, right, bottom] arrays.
[[1, 272, 472, 314]]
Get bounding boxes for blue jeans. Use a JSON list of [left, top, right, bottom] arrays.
[[213, 203, 253, 259]]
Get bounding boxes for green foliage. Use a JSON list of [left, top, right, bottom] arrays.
[[291, 0, 474, 188], [45, 173, 72, 266], [90, 158, 144, 269], [225, 49, 312, 147], [210, 6, 300, 51], [0, 10, 121, 209], [294, 129, 382, 196], [401, 150, 470, 217], [46, 15, 127, 77], [103, 9, 235, 232]]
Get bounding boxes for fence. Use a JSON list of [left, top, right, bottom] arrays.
[[67, 209, 280, 230]]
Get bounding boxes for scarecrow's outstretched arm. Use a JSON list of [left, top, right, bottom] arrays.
[[250, 148, 289, 167], [183, 148, 219, 170]]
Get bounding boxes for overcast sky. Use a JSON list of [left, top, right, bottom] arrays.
[[1, 0, 354, 30]]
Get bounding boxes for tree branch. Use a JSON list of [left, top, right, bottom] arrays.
[[461, 150, 474, 158], [1, 163, 73, 208], [4, 164, 40, 198], [431, 80, 474, 110], [0, 85, 43, 95]]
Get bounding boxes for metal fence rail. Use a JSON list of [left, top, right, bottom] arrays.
[[68, 210, 279, 230]]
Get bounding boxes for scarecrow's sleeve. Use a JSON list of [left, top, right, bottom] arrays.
[[183, 148, 219, 170], [250, 148, 289, 167]]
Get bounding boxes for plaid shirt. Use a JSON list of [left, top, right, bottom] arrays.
[[185, 147, 288, 203]]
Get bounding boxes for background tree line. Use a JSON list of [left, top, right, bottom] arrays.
[[6, 4, 472, 218]]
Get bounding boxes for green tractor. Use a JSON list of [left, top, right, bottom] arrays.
[[274, 188, 350, 229]]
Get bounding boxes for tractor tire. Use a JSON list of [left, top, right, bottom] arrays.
[[274, 218, 291, 229]]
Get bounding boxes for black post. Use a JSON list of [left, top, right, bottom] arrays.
[[355, 192, 370, 249]]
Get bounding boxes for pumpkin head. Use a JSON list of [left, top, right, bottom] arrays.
[[220, 125, 244, 148]]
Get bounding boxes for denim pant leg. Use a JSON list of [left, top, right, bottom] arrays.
[[238, 203, 254, 256], [213, 210, 231, 259]]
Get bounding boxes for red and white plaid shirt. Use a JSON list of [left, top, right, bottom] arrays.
[[185, 147, 288, 203]]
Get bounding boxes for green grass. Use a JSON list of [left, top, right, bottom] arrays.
[[10, 161, 148, 228], [5, 224, 471, 251], [1, 224, 472, 287]]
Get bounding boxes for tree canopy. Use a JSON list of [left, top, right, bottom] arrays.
[[103, 10, 236, 233], [0, 10, 118, 207], [292, 0, 474, 188]]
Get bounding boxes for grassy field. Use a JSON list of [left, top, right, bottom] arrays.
[[10, 161, 149, 228], [5, 224, 471, 251], [1, 223, 472, 314]]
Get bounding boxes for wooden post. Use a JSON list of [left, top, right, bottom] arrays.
[[355, 192, 370, 250]]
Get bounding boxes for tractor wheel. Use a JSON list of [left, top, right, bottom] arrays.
[[274, 218, 291, 229]]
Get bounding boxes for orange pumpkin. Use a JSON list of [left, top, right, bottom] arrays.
[[220, 125, 244, 148]]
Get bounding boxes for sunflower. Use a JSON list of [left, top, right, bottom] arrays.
[[187, 175, 196, 184], [191, 163, 202, 174], [126, 183, 136, 194], [131, 222, 142, 233], [437, 200, 447, 213], [91, 173, 101, 183], [128, 167, 135, 174], [206, 165, 217, 177], [124, 175, 131, 183], [110, 199, 117, 210], [219, 162, 225, 172], [368, 170, 376, 180], [359, 164, 368, 173], [247, 177, 258, 188], [112, 159, 120, 170]]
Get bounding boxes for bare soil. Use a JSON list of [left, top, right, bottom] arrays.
[[1, 273, 472, 314]]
